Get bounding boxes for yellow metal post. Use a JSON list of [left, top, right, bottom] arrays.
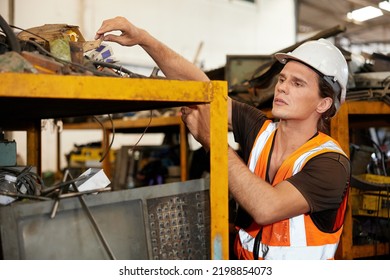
[[26, 120, 42, 175], [209, 81, 229, 260]]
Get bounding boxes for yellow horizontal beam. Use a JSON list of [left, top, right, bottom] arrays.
[[0, 73, 214, 102], [63, 115, 182, 130], [347, 101, 390, 114]]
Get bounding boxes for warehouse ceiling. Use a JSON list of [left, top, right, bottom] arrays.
[[298, 0, 390, 45]]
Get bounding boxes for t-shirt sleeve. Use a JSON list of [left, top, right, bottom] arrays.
[[231, 99, 269, 163], [287, 152, 350, 213]]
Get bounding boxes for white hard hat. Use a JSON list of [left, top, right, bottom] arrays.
[[274, 38, 348, 112]]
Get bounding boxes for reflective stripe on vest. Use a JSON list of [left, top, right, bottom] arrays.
[[292, 140, 346, 174], [248, 120, 276, 172], [239, 122, 346, 260], [238, 229, 338, 260]]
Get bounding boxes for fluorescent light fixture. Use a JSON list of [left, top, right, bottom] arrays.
[[379, 1, 390, 12], [347, 6, 383, 22]]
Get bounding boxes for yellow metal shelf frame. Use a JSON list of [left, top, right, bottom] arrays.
[[62, 115, 189, 182], [0, 72, 229, 260]]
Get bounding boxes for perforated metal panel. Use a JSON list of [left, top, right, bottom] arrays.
[[147, 190, 210, 259], [0, 178, 210, 259]]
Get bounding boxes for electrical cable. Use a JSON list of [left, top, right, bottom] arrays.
[[24, 39, 117, 77], [370, 139, 388, 176], [0, 166, 45, 197], [92, 115, 108, 158], [92, 114, 116, 163], [92, 60, 148, 78], [128, 110, 153, 156], [8, 24, 157, 79], [9, 25, 136, 77], [102, 114, 115, 162], [0, 15, 21, 53]]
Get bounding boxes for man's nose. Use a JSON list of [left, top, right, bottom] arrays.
[[276, 81, 288, 94]]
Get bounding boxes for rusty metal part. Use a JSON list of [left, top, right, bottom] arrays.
[[21, 51, 64, 74], [16, 23, 102, 64], [16, 24, 85, 45]]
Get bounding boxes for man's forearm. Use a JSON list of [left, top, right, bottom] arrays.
[[228, 146, 275, 225], [139, 29, 209, 81]]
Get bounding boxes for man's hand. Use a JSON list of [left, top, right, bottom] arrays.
[[180, 104, 210, 151], [95, 16, 145, 47]]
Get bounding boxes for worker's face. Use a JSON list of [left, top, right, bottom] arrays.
[[272, 60, 324, 121]]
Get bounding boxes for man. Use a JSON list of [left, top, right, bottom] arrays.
[[95, 16, 350, 260]]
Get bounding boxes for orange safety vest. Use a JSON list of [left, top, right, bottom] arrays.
[[234, 120, 349, 260]]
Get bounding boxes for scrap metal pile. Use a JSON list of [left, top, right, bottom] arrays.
[[0, 16, 120, 207], [0, 15, 153, 78], [212, 25, 390, 108]]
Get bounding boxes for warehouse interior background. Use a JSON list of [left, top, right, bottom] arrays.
[[3, 0, 390, 171], [2, 0, 297, 171], [1, 0, 390, 260], [0, 0, 390, 171]]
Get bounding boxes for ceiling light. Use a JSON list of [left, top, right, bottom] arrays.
[[347, 6, 383, 22], [379, 1, 390, 12]]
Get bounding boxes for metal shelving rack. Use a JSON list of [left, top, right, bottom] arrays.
[[0, 72, 229, 260], [331, 100, 390, 259], [61, 115, 189, 182]]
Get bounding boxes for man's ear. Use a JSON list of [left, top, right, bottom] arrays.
[[317, 97, 333, 114]]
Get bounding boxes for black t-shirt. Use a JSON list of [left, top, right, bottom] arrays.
[[231, 100, 350, 232]]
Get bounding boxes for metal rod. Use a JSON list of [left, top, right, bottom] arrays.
[[58, 187, 111, 198], [41, 174, 89, 195], [74, 186, 116, 260], [0, 191, 51, 201], [67, 173, 116, 260], [50, 169, 69, 219]]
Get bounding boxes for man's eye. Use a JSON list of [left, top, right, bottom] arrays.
[[294, 81, 303, 87]]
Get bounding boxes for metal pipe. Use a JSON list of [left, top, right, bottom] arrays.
[[0, 191, 51, 201], [67, 173, 116, 260], [50, 169, 70, 219], [58, 187, 111, 198], [73, 184, 116, 260]]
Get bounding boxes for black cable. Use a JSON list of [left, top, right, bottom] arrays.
[[8, 23, 153, 80], [128, 110, 153, 156], [0, 166, 44, 196], [92, 60, 148, 78], [92, 114, 116, 163], [24, 39, 118, 77], [0, 14, 21, 52], [92, 115, 108, 158], [253, 230, 261, 260], [103, 114, 115, 162], [370, 139, 387, 176]]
